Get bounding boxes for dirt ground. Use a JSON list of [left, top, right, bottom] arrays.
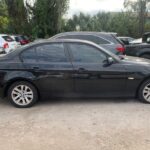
[[0, 98, 150, 150]]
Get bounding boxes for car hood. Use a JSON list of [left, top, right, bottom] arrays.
[[121, 55, 150, 65]]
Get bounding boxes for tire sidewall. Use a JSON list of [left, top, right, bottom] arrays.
[[8, 81, 38, 108]]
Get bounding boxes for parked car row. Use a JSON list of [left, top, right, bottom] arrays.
[[0, 34, 30, 54]]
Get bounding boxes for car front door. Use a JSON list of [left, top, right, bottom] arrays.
[[66, 43, 127, 97], [34, 43, 74, 97]]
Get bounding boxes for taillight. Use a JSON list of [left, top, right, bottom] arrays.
[[116, 44, 125, 53], [3, 43, 9, 49], [20, 40, 27, 45]]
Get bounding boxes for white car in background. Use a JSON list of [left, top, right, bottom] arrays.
[[0, 34, 20, 53], [130, 38, 142, 44]]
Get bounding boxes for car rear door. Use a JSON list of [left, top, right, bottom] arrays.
[[34, 42, 74, 97], [66, 42, 127, 97]]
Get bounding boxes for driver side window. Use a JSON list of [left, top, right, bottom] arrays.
[[68, 43, 107, 63]]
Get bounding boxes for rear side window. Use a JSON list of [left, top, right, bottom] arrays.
[[36, 43, 68, 63], [2, 36, 14, 42], [21, 48, 37, 63], [58, 35, 110, 45]]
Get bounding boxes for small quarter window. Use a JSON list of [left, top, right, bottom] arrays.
[[21, 48, 37, 63]]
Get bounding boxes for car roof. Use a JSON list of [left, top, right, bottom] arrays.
[[34, 39, 99, 46], [50, 31, 117, 38]]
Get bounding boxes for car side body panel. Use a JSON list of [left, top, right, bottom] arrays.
[[0, 40, 149, 99]]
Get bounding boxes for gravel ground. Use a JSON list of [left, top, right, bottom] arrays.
[[0, 98, 150, 150]]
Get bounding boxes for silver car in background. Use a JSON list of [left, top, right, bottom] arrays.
[[50, 32, 125, 55]]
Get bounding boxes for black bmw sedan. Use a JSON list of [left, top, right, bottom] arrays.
[[0, 39, 150, 108]]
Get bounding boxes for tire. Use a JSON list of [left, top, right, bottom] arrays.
[[8, 81, 38, 108], [138, 79, 150, 103], [141, 54, 150, 59]]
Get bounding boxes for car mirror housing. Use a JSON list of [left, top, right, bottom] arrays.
[[103, 57, 114, 67], [108, 57, 114, 65]]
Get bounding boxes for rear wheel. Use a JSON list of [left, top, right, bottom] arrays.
[[141, 54, 150, 59], [8, 81, 38, 108], [138, 80, 150, 103]]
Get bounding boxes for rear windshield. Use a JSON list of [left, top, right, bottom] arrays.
[[101, 34, 120, 44], [2, 36, 14, 42]]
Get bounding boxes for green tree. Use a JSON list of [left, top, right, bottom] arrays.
[[124, 0, 150, 36], [28, 0, 69, 38], [5, 0, 29, 34], [0, 0, 9, 32]]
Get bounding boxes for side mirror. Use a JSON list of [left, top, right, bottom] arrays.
[[103, 57, 114, 67], [108, 57, 114, 65]]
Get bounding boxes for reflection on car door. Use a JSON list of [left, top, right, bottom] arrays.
[[66, 43, 127, 97], [35, 43, 74, 97]]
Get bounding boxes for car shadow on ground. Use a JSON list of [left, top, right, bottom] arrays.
[[38, 97, 139, 105], [0, 97, 141, 108]]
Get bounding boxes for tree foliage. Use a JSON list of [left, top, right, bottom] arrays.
[[0, 0, 9, 32], [63, 11, 139, 37], [27, 0, 69, 38], [5, 0, 29, 34], [124, 0, 150, 36], [0, 0, 149, 38], [0, 0, 69, 37]]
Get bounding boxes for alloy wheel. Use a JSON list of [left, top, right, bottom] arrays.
[[143, 83, 150, 102], [11, 85, 34, 106]]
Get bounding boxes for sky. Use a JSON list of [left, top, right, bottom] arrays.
[[67, 0, 125, 17]]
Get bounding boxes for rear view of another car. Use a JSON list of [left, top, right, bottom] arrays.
[[50, 32, 125, 55], [0, 34, 19, 53]]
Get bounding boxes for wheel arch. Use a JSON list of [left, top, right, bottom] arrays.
[[4, 78, 40, 98], [136, 76, 150, 97]]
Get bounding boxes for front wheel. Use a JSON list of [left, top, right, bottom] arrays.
[[8, 81, 38, 108], [138, 80, 150, 103]]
